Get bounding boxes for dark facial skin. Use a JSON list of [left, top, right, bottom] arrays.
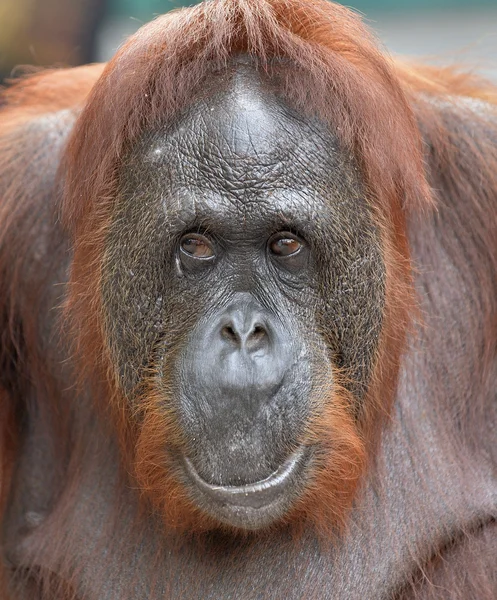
[[102, 62, 384, 530]]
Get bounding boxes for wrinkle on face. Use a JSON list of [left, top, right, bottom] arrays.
[[143, 65, 350, 237]]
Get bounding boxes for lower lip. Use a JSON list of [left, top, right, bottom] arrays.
[[182, 447, 306, 510]]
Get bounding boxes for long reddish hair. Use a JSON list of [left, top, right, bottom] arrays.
[[1, 0, 495, 547], [58, 0, 430, 533]]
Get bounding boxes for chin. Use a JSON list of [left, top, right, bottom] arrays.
[[180, 447, 312, 531]]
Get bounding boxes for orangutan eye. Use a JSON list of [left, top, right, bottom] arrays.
[[269, 233, 303, 257], [180, 234, 215, 259]]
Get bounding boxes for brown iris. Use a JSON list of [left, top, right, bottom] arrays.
[[269, 233, 303, 257], [180, 234, 214, 259]]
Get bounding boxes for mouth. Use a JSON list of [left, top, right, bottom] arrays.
[[181, 446, 310, 530]]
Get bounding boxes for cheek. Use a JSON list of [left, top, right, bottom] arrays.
[[101, 204, 176, 394], [315, 218, 385, 399]]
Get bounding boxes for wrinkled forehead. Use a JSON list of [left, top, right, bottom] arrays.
[[150, 65, 349, 182], [126, 63, 360, 228]]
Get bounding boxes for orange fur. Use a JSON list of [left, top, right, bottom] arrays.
[[1, 0, 496, 550], [58, 0, 442, 534]]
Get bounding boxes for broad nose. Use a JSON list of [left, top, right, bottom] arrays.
[[180, 296, 298, 451], [206, 301, 287, 398], [219, 309, 270, 354]]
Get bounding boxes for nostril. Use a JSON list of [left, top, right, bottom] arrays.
[[221, 324, 239, 344], [247, 324, 269, 349], [219, 320, 270, 351], [251, 325, 266, 341]]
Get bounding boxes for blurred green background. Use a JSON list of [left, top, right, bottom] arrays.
[[1, 0, 496, 81]]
